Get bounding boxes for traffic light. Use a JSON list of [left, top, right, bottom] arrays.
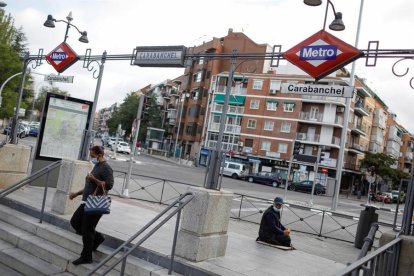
[[293, 141, 301, 158], [370, 166, 375, 176], [319, 151, 327, 162]]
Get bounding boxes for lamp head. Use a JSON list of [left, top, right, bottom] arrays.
[[78, 31, 89, 43], [66, 11, 73, 22], [43, 15, 56, 28], [0, 1, 7, 8], [329, 12, 345, 31], [303, 0, 322, 6]]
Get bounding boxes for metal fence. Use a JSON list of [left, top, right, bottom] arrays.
[[112, 170, 395, 243]]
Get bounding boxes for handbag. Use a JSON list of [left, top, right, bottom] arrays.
[[84, 186, 111, 215]]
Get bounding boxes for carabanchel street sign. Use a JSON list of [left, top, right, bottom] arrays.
[[134, 46, 186, 67], [281, 83, 353, 98], [44, 74, 74, 83]]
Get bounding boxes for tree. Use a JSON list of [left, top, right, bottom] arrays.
[[34, 86, 70, 114], [107, 92, 162, 142], [360, 152, 410, 182], [0, 10, 30, 119]]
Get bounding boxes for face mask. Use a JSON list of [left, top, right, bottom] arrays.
[[273, 207, 281, 212], [90, 158, 98, 165]]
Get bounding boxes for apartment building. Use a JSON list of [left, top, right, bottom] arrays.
[[96, 103, 118, 136], [400, 132, 414, 175], [173, 29, 271, 158]]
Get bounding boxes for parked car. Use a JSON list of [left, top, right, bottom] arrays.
[[3, 124, 26, 138], [371, 192, 392, 204], [29, 127, 39, 137], [391, 190, 405, 203], [246, 172, 284, 187], [221, 161, 247, 179], [115, 142, 131, 154], [288, 180, 326, 195]]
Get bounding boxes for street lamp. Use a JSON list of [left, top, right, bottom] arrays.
[[173, 80, 189, 162], [0, 1, 7, 8], [305, 0, 365, 210], [43, 12, 89, 43], [304, 0, 345, 31]]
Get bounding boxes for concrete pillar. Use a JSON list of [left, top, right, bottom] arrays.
[[380, 231, 414, 276], [176, 186, 233, 262], [0, 144, 31, 188], [51, 159, 93, 215]]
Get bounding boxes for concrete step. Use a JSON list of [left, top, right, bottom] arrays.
[[0, 260, 24, 276], [0, 239, 64, 276], [0, 204, 182, 276]]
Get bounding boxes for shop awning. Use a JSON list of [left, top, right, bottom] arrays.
[[214, 94, 245, 106]]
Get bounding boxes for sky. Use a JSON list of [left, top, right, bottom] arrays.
[[4, 0, 414, 132]]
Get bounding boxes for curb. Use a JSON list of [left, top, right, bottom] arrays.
[[360, 203, 394, 212]]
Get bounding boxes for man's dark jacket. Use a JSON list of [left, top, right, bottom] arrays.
[[258, 205, 286, 240]]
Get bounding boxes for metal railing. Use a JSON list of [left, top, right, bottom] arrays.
[[86, 192, 194, 276], [338, 237, 402, 276], [110, 171, 395, 244], [0, 160, 62, 223]]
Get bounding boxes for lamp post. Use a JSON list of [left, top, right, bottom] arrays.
[[0, 1, 7, 8], [173, 80, 183, 161], [43, 12, 89, 43], [304, 0, 365, 210]]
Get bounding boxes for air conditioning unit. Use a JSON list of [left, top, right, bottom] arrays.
[[269, 89, 276, 94], [297, 133, 307, 140], [336, 106, 345, 113], [238, 141, 244, 147]]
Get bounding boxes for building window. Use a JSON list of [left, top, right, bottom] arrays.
[[278, 143, 288, 153], [194, 71, 203, 82], [250, 99, 260, 109], [281, 122, 291, 133], [261, 141, 271, 151], [247, 119, 257, 129], [264, 121, 274, 131], [266, 100, 278, 111], [269, 80, 281, 94], [253, 79, 263, 90], [244, 138, 253, 147], [191, 89, 200, 100], [283, 102, 295, 112], [198, 57, 204, 65]]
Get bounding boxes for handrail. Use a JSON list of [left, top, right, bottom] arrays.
[[356, 223, 379, 260], [338, 237, 402, 276], [0, 160, 62, 223], [87, 191, 195, 276]]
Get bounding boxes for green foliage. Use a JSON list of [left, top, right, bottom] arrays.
[[106, 92, 162, 142], [361, 152, 410, 182], [0, 10, 30, 119], [34, 86, 70, 113]]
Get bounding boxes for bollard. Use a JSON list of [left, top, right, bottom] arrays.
[[354, 206, 378, 249]]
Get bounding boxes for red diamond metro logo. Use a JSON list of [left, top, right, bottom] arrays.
[[283, 30, 364, 80], [46, 42, 79, 73]]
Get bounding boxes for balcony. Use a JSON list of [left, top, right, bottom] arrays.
[[212, 103, 244, 114], [207, 140, 238, 151], [243, 147, 253, 153], [266, 151, 281, 158], [301, 95, 346, 106], [370, 133, 384, 145], [209, 122, 241, 133], [348, 142, 367, 154], [351, 123, 368, 136], [296, 133, 320, 143], [354, 101, 370, 117], [215, 85, 247, 95], [298, 112, 323, 123], [405, 152, 413, 161], [167, 118, 176, 125], [332, 136, 341, 146], [344, 160, 361, 171]]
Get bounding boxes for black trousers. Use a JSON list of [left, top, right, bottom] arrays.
[[70, 204, 104, 260], [260, 234, 291, 247]]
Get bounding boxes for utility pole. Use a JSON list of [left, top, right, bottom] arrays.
[[283, 139, 297, 200], [122, 95, 145, 197], [310, 147, 322, 206]]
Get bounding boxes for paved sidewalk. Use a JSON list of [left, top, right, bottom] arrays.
[[1, 185, 364, 276]]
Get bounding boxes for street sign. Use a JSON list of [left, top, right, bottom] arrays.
[[45, 42, 79, 73], [134, 46, 186, 67], [44, 74, 74, 83], [283, 30, 364, 80], [281, 83, 353, 97]]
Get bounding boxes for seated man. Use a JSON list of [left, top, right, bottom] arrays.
[[257, 196, 291, 247]]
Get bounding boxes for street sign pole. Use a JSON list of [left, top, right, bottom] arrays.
[[283, 139, 297, 201], [310, 147, 322, 206], [122, 95, 145, 198]]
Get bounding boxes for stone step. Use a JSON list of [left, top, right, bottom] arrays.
[[0, 239, 64, 276], [0, 260, 24, 276], [0, 204, 183, 276]]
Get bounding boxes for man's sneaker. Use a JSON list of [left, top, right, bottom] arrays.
[[72, 257, 93, 265]]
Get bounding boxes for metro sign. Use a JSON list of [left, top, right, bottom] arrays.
[[283, 30, 364, 80], [46, 42, 79, 73]]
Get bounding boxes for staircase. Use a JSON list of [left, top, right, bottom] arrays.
[[0, 204, 180, 276]]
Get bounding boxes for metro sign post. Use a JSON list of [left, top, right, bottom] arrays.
[[46, 42, 80, 73], [283, 30, 364, 81]]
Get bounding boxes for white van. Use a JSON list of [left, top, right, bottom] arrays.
[[222, 161, 247, 179]]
